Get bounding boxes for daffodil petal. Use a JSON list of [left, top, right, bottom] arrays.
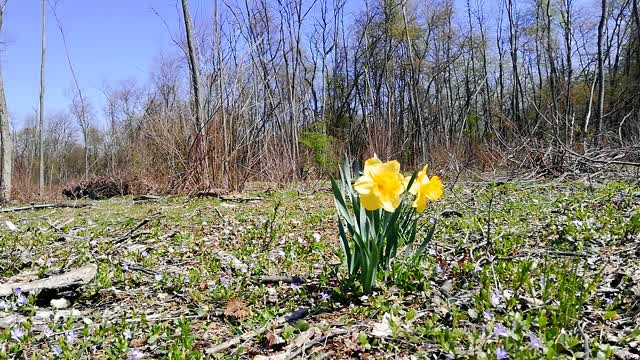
[[377, 160, 401, 175], [413, 192, 428, 213], [354, 175, 374, 194], [360, 192, 383, 211], [423, 176, 443, 201], [354, 157, 406, 212]]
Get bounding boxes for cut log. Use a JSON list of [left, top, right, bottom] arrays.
[[0, 264, 97, 297]]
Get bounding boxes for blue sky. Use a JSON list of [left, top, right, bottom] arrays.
[[1, 0, 594, 130], [2, 0, 214, 129]]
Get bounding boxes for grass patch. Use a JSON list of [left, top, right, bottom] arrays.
[[0, 179, 639, 358]]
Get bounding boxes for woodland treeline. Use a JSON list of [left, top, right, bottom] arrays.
[[1, 0, 640, 198]]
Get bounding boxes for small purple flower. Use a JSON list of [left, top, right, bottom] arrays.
[[529, 333, 543, 350], [44, 326, 54, 338], [277, 249, 285, 257], [290, 283, 300, 290], [52, 345, 62, 356], [155, 273, 163, 282], [446, 355, 454, 360], [540, 276, 547, 288], [483, 310, 494, 321], [14, 287, 21, 294], [183, 275, 190, 284], [66, 330, 77, 345], [494, 323, 509, 338], [141, 250, 148, 257], [131, 349, 145, 360], [249, 262, 255, 269], [220, 276, 231, 287], [289, 251, 296, 260], [435, 264, 443, 273], [495, 347, 509, 359], [490, 291, 501, 307], [240, 267, 248, 273], [321, 292, 330, 301], [16, 294, 28, 306], [11, 326, 25, 341], [313, 232, 322, 241], [0, 300, 9, 310], [122, 264, 129, 271], [604, 297, 614, 307]]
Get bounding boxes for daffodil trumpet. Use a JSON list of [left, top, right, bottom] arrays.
[[330, 156, 443, 293]]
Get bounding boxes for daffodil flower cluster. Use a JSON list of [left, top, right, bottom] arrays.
[[353, 157, 443, 213], [331, 156, 443, 293]]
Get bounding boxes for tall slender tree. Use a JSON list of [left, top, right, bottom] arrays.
[[597, 0, 607, 145], [0, 0, 11, 203], [39, 0, 46, 195], [180, 0, 210, 187]]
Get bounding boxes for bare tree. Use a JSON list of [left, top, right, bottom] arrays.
[[39, 0, 46, 195], [0, 0, 12, 203], [49, 0, 91, 177], [180, 0, 211, 187], [69, 91, 92, 177], [7, 0, 640, 196], [597, 0, 607, 145]]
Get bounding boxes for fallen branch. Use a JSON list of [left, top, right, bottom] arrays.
[[578, 321, 591, 360], [191, 191, 264, 202], [113, 218, 152, 244], [160, 230, 179, 240], [124, 263, 161, 277], [220, 196, 264, 203], [282, 328, 348, 360], [0, 203, 89, 213], [206, 308, 308, 355], [193, 190, 225, 198], [257, 275, 306, 284], [133, 195, 163, 202], [0, 264, 97, 297], [562, 145, 640, 167]]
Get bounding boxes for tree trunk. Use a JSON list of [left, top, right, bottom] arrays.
[[596, 0, 607, 145], [506, 0, 521, 126], [562, 0, 574, 144], [180, 0, 210, 187], [39, 0, 46, 196], [0, 1, 12, 203]]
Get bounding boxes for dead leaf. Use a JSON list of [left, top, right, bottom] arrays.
[[130, 337, 147, 348], [263, 331, 286, 349], [224, 298, 249, 321], [4, 221, 19, 232], [371, 313, 397, 338]]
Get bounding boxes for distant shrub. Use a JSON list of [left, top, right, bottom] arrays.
[[300, 127, 337, 174]]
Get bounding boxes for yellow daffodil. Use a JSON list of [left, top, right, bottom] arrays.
[[408, 165, 443, 213], [354, 156, 406, 212]]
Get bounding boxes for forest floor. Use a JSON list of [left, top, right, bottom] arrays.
[[1, 178, 640, 359]]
